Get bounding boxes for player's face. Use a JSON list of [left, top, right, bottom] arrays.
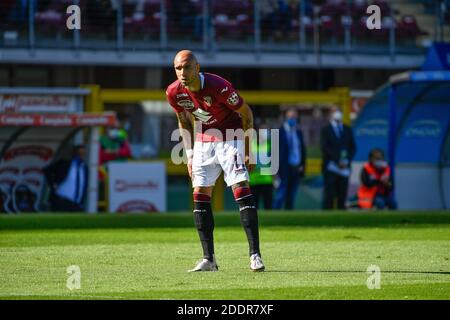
[[174, 57, 199, 87]]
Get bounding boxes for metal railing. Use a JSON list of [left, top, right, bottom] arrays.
[[0, 0, 448, 56]]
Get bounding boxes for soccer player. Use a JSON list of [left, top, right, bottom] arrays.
[[166, 50, 265, 272]]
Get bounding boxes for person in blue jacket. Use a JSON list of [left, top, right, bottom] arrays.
[[273, 108, 307, 210]]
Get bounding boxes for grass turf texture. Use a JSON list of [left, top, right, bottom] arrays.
[[1, 211, 449, 300]]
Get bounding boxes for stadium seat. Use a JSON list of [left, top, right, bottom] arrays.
[[372, 0, 391, 16], [396, 15, 429, 40], [333, 15, 352, 39], [371, 16, 396, 42], [319, 0, 346, 18], [124, 0, 162, 37], [351, 0, 368, 19], [319, 15, 337, 38], [213, 0, 253, 39], [291, 15, 315, 36], [34, 0, 67, 34], [351, 16, 369, 39]]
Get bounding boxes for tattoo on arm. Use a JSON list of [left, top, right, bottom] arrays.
[[240, 103, 254, 132], [236, 103, 254, 159], [176, 111, 194, 150], [244, 111, 254, 132]]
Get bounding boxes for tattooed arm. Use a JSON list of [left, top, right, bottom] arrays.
[[234, 102, 255, 172], [176, 111, 195, 178]]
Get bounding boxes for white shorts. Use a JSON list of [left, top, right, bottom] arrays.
[[192, 140, 249, 188]]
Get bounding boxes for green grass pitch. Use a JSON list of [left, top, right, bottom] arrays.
[[1, 211, 450, 300]]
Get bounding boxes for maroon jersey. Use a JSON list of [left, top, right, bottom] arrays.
[[166, 72, 244, 142]]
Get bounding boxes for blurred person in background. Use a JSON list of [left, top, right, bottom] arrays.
[[44, 145, 88, 212], [275, 0, 294, 39], [261, 0, 279, 40], [261, 0, 296, 40], [98, 122, 132, 200], [273, 108, 306, 210], [99, 122, 132, 176], [172, 0, 203, 40], [320, 106, 356, 210], [127, 0, 146, 21], [249, 123, 273, 210], [355, 148, 396, 210]]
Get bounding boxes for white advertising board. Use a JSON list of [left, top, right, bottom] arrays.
[[108, 162, 167, 213], [0, 94, 79, 113]]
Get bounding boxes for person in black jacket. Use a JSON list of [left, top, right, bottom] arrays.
[[43, 145, 88, 212], [273, 108, 307, 210], [320, 106, 356, 210]]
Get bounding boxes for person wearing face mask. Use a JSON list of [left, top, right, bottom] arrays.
[[249, 123, 274, 210], [320, 106, 356, 210], [99, 125, 132, 166], [98, 123, 132, 189], [357, 148, 396, 209], [273, 108, 307, 210]]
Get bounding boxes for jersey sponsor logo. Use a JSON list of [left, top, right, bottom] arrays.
[[176, 93, 189, 98], [227, 92, 240, 106], [177, 99, 195, 110], [220, 86, 229, 93], [203, 96, 212, 107], [192, 107, 213, 123]]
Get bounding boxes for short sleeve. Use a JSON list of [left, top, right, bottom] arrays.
[[166, 89, 184, 113], [216, 86, 244, 111]]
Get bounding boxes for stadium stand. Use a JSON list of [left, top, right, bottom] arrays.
[[0, 0, 446, 51]]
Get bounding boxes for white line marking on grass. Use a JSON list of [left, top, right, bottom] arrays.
[[0, 293, 147, 299]]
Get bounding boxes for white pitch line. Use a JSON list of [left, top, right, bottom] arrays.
[[0, 293, 148, 299]]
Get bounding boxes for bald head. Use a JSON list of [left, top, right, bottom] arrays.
[[174, 50, 198, 65], [173, 50, 201, 91]]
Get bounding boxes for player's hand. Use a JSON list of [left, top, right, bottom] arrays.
[[245, 155, 255, 173]]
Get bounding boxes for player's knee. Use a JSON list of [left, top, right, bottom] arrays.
[[232, 184, 252, 202], [193, 187, 213, 197], [231, 181, 249, 192], [193, 192, 211, 203]]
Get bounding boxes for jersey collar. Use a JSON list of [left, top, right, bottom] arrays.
[[199, 72, 205, 89]]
